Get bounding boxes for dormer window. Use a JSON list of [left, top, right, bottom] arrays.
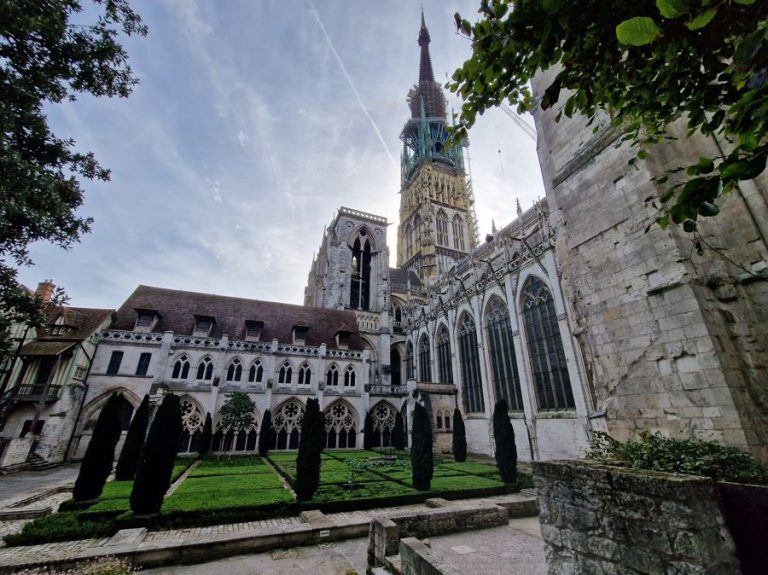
[[292, 325, 309, 345], [193, 315, 214, 337], [134, 309, 158, 332], [245, 320, 263, 341], [335, 329, 352, 350], [50, 315, 69, 336]]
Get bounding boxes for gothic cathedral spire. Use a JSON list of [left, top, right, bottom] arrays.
[[397, 12, 477, 284]]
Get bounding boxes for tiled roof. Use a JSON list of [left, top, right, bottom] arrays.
[[389, 267, 423, 287], [114, 285, 365, 350], [40, 307, 113, 341]]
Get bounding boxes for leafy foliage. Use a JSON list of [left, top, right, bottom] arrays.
[[73, 393, 123, 501], [114, 394, 149, 481], [198, 412, 212, 455], [452, 408, 467, 463], [294, 398, 323, 501], [130, 394, 182, 514], [258, 409, 273, 456], [410, 403, 433, 490], [586, 431, 768, 485], [363, 410, 374, 450], [0, 0, 146, 350], [3, 512, 116, 547], [218, 392, 256, 432], [449, 0, 768, 230], [492, 399, 517, 484], [393, 411, 406, 450]]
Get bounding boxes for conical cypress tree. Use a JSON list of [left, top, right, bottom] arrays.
[[411, 403, 433, 491], [393, 411, 406, 450], [115, 395, 150, 480], [363, 411, 374, 450], [258, 409, 273, 456], [452, 408, 467, 463], [73, 393, 124, 500], [295, 399, 323, 501], [493, 399, 517, 484], [130, 394, 183, 514], [198, 413, 212, 456]]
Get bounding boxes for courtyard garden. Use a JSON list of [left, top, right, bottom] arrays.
[[4, 449, 531, 546]]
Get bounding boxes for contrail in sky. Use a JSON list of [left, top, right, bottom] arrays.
[[307, 0, 397, 168]]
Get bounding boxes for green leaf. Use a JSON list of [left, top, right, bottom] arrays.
[[686, 8, 717, 31], [699, 202, 720, 217], [656, 0, 689, 19], [734, 0, 755, 4], [616, 17, 661, 46], [720, 154, 768, 180]]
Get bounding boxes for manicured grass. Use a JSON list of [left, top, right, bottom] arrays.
[[198, 455, 267, 466], [84, 497, 131, 514], [428, 474, 506, 491], [99, 480, 133, 500], [189, 464, 273, 477], [311, 480, 416, 503], [320, 469, 382, 484], [163, 488, 294, 512], [439, 462, 500, 476], [173, 474, 283, 494]]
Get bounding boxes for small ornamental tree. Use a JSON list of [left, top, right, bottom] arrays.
[[73, 392, 123, 500], [393, 411, 406, 450], [258, 409, 274, 456], [198, 413, 212, 456], [363, 411, 374, 450], [115, 394, 149, 480], [130, 394, 183, 514], [493, 399, 517, 484], [410, 403, 433, 491], [452, 408, 467, 463], [295, 398, 323, 501]]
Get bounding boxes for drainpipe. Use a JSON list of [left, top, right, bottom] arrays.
[[64, 340, 95, 462]]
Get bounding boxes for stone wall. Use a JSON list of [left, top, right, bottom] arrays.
[[533, 460, 741, 574], [532, 68, 768, 459], [399, 537, 462, 575]]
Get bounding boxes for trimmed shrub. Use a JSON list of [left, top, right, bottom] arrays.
[[586, 430, 768, 485], [130, 394, 183, 514], [493, 399, 517, 484], [294, 398, 323, 501], [198, 413, 213, 455], [452, 408, 467, 463], [393, 411, 406, 450], [115, 394, 150, 481], [3, 512, 116, 546], [73, 393, 124, 501], [363, 411, 374, 450], [258, 409, 273, 456], [410, 403, 433, 490]]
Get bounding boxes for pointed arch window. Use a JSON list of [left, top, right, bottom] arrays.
[[436, 210, 449, 246], [226, 358, 243, 382], [522, 277, 575, 411], [406, 341, 415, 380], [418, 335, 431, 382], [486, 298, 524, 411], [171, 354, 190, 379], [457, 314, 484, 413], [436, 325, 453, 385], [270, 400, 304, 450], [452, 215, 466, 251], [326, 364, 339, 387], [248, 359, 264, 383], [344, 365, 356, 387], [350, 232, 372, 311], [196, 356, 213, 381], [298, 362, 312, 385], [323, 401, 357, 449], [278, 360, 293, 384], [405, 223, 413, 260]]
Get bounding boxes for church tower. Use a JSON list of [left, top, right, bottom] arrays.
[[396, 13, 478, 283]]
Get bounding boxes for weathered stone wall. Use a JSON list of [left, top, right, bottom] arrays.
[[399, 537, 463, 575], [532, 68, 768, 459], [533, 460, 741, 574]]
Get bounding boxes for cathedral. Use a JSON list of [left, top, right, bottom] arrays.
[[1, 13, 765, 469]]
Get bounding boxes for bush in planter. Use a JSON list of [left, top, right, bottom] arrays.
[[114, 394, 150, 481], [363, 410, 376, 450], [294, 398, 323, 501], [198, 412, 213, 456], [492, 399, 517, 484], [586, 430, 768, 485], [73, 393, 124, 501], [393, 411, 406, 450], [411, 403, 433, 490], [452, 407, 467, 463], [130, 394, 183, 514], [258, 409, 274, 456]]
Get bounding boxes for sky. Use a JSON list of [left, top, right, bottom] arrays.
[[18, 0, 545, 310]]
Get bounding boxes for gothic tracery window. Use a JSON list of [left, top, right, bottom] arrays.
[[522, 277, 575, 411], [406, 341, 415, 380], [270, 399, 304, 450], [226, 358, 243, 382], [436, 210, 448, 246], [457, 313, 484, 413], [323, 401, 357, 449], [436, 324, 453, 385], [452, 215, 466, 251], [278, 360, 293, 384], [196, 356, 213, 381], [350, 232, 372, 310], [177, 398, 204, 453], [171, 354, 190, 379], [344, 365, 356, 387], [298, 362, 312, 385], [248, 359, 263, 383], [418, 334, 431, 382], [326, 364, 339, 387], [485, 297, 524, 411], [370, 402, 397, 447]]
